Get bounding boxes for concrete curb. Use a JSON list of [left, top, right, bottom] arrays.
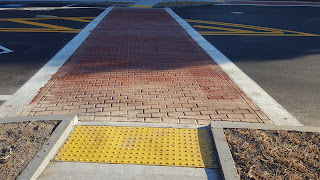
[[0, 115, 74, 123], [16, 115, 78, 180], [211, 128, 239, 180], [165, 8, 302, 126], [211, 121, 320, 133]]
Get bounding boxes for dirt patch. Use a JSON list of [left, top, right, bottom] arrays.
[[224, 128, 320, 179], [0, 120, 60, 180]]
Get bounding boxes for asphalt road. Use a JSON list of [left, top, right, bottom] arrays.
[[0, 4, 104, 97], [174, 5, 320, 126]]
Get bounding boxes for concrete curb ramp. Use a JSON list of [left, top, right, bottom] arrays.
[[8, 117, 221, 180], [40, 122, 221, 180]]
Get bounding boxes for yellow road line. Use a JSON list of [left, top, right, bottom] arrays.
[[194, 25, 283, 34], [0, 28, 81, 33], [62, 17, 92, 22], [0, 17, 94, 33], [186, 19, 320, 36], [199, 32, 320, 36], [9, 19, 75, 31], [0, 17, 95, 21], [186, 19, 287, 33]]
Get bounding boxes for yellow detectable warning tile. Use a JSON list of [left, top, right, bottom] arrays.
[[55, 126, 218, 169]]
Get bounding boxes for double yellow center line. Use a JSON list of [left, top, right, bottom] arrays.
[[185, 19, 320, 37], [0, 17, 95, 33]]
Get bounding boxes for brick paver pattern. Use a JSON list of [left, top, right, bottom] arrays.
[[22, 8, 271, 125]]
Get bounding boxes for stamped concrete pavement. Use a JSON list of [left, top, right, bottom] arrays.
[[21, 8, 271, 125]]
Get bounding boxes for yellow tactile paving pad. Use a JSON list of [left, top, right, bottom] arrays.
[[55, 126, 218, 168]]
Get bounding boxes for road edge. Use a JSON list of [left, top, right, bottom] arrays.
[[165, 8, 302, 126], [0, 7, 113, 118]]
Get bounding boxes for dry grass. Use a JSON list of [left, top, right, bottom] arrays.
[[0, 121, 59, 180], [224, 128, 320, 180]]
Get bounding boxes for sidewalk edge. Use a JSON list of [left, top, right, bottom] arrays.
[[165, 8, 302, 126], [17, 116, 78, 180], [211, 128, 239, 180], [211, 121, 320, 133], [0, 7, 113, 118]]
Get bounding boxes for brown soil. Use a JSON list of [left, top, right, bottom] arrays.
[[0, 121, 59, 180], [224, 128, 320, 180]]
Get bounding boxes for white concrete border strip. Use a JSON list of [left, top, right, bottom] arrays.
[[165, 8, 302, 126], [0, 7, 113, 118], [77, 121, 207, 129], [0, 95, 13, 101], [211, 128, 239, 180], [211, 121, 320, 133], [39, 162, 220, 180], [17, 116, 78, 180]]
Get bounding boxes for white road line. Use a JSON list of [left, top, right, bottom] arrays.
[[0, 7, 113, 118], [35, 15, 58, 17], [63, 4, 76, 8], [166, 8, 302, 126], [231, 12, 243, 14], [0, 45, 13, 54], [0, 95, 13, 101]]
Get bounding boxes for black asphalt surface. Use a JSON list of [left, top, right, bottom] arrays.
[[0, 6, 104, 96], [174, 5, 320, 126]]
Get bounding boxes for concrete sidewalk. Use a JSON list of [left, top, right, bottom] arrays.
[[21, 8, 271, 125]]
